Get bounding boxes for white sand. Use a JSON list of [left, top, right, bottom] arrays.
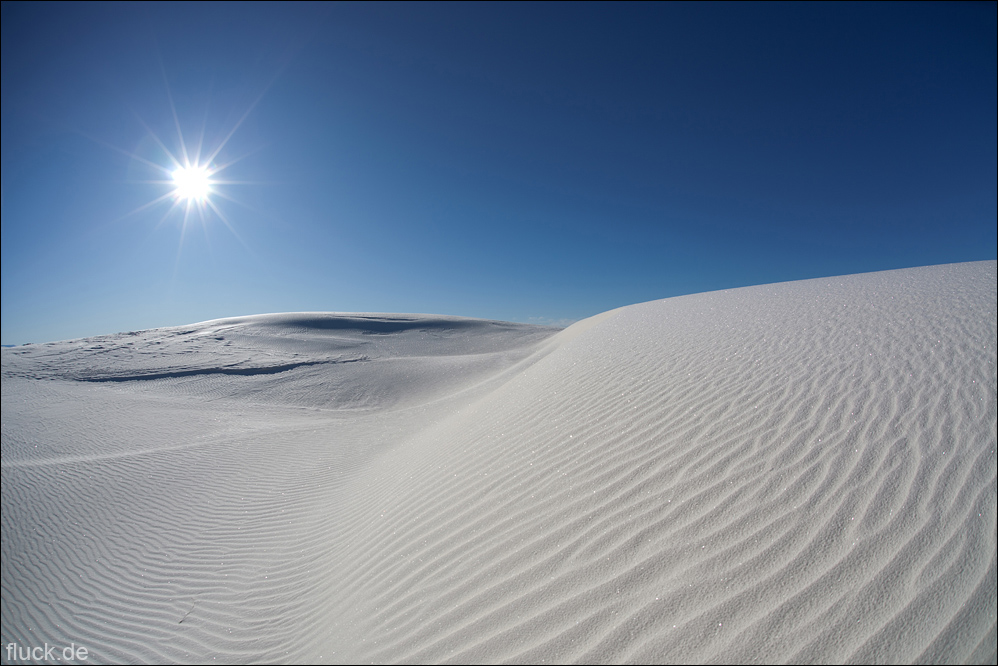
[[2, 262, 995, 664]]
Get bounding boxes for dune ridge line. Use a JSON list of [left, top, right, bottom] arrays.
[[2, 261, 995, 664]]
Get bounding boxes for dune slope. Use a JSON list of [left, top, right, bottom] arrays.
[[1, 315, 558, 663], [316, 261, 996, 664], [2, 262, 996, 664]]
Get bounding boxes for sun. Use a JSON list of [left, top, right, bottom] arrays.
[[108, 80, 273, 249], [172, 164, 213, 202]]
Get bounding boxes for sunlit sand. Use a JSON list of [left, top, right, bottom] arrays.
[[2, 261, 995, 663]]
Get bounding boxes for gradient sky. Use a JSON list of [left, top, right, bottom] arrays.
[[2, 2, 995, 344]]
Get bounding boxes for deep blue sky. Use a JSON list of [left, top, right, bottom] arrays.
[[2, 2, 995, 344]]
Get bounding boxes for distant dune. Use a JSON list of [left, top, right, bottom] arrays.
[[2, 261, 995, 664]]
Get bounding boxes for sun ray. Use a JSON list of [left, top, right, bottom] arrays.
[[204, 102, 259, 166], [131, 114, 184, 172], [174, 200, 192, 268], [202, 59, 289, 166], [193, 93, 211, 169], [75, 126, 175, 174], [203, 196, 252, 253], [81, 43, 294, 255], [111, 190, 178, 224], [159, 58, 191, 169], [196, 200, 214, 255], [155, 198, 184, 229], [209, 143, 268, 175]]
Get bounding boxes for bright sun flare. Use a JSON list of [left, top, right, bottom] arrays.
[[114, 89, 261, 245], [172, 165, 212, 201]]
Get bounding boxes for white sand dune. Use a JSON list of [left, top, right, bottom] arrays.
[[2, 261, 995, 664]]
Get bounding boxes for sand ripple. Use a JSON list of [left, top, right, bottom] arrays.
[[316, 262, 996, 664], [2, 263, 995, 664]]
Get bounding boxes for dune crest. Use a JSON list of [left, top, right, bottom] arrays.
[[2, 262, 995, 664]]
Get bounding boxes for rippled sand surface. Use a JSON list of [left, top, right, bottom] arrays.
[[3, 261, 995, 664]]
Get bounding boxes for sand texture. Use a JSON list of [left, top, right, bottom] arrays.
[[2, 261, 995, 664]]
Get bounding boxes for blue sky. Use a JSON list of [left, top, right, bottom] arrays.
[[2, 2, 995, 344]]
